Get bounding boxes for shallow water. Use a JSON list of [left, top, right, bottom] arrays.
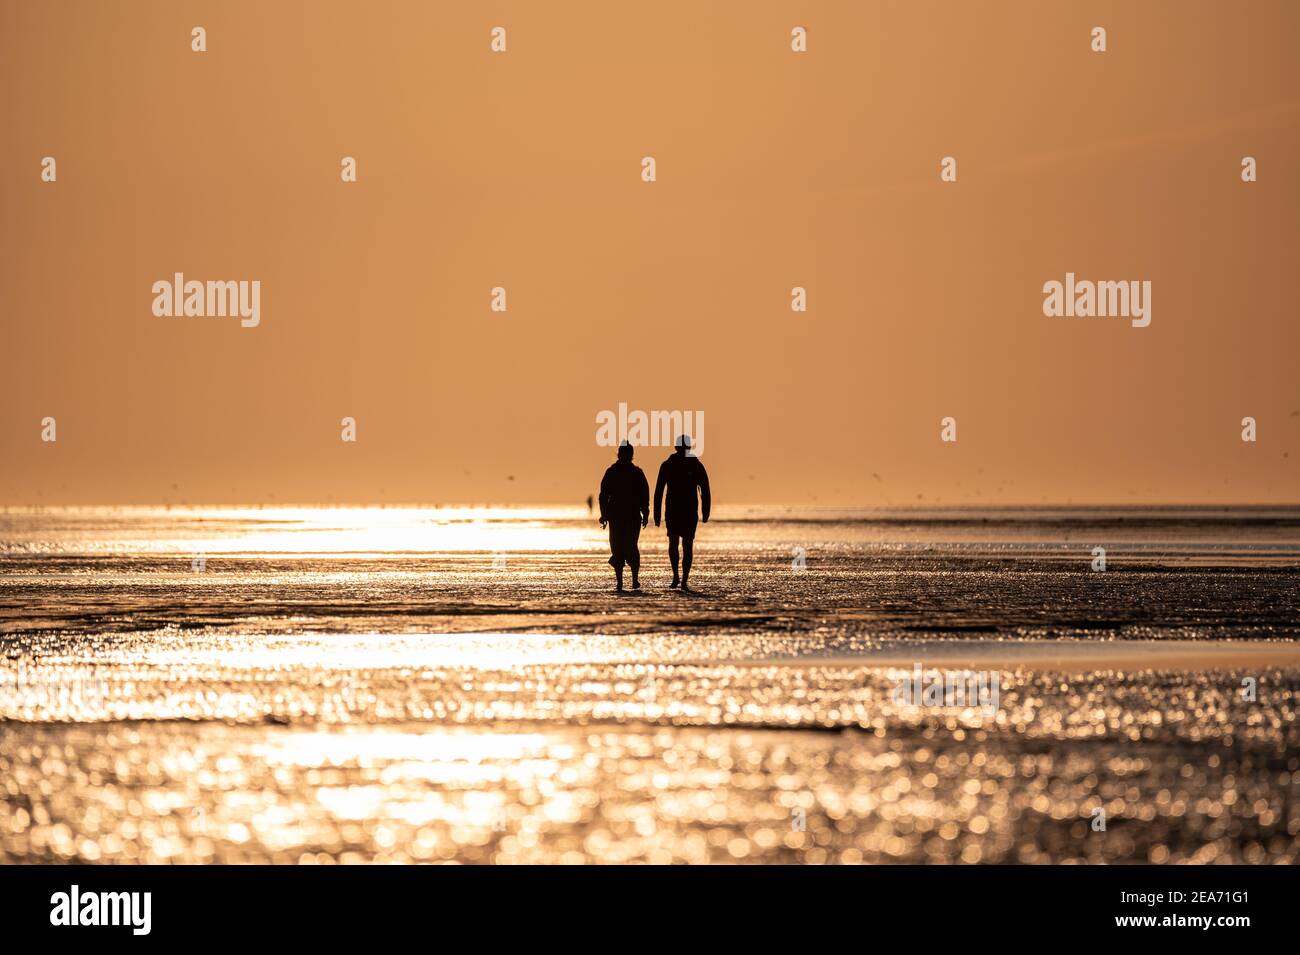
[[1, 506, 1298, 863]]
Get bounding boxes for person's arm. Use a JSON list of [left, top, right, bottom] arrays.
[[697, 461, 711, 523], [598, 468, 612, 526], [638, 470, 650, 526], [653, 463, 666, 527]]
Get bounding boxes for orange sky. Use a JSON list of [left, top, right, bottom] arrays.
[[2, 1, 1297, 505]]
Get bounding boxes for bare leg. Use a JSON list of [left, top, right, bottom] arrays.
[[615, 562, 624, 591], [668, 536, 680, 587], [681, 539, 694, 590], [630, 550, 640, 589]]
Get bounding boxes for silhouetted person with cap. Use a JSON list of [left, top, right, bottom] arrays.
[[599, 441, 649, 591], [654, 434, 711, 591]]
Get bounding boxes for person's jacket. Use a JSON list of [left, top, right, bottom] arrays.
[[600, 460, 650, 524], [654, 453, 711, 525]]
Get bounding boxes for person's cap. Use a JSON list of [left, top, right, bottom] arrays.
[[675, 434, 692, 449]]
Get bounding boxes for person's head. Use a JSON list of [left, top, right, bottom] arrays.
[[617, 441, 633, 463], [674, 434, 691, 456]]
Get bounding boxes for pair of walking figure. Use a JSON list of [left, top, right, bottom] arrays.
[[598, 435, 711, 592]]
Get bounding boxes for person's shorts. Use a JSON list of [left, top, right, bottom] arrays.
[[665, 516, 697, 540], [607, 520, 642, 567]]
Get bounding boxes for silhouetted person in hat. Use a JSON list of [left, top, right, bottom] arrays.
[[654, 434, 711, 591], [599, 441, 649, 591]]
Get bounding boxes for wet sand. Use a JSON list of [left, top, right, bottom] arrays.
[[1, 506, 1298, 863], [729, 639, 1300, 671]]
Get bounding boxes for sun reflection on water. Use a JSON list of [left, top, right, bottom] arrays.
[[2, 505, 598, 555]]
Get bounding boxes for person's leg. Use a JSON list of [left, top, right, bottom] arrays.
[[681, 537, 694, 590], [630, 525, 641, 589], [668, 534, 680, 586], [610, 523, 626, 589]]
